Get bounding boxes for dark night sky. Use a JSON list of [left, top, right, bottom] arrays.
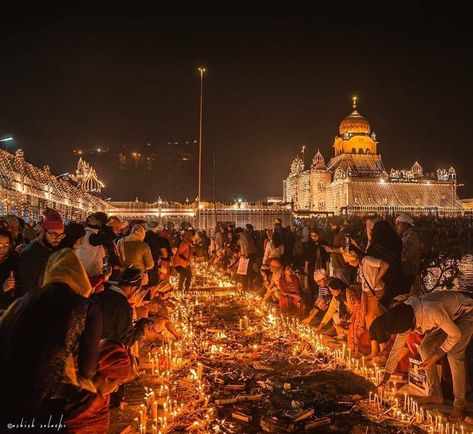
[[1, 3, 472, 201]]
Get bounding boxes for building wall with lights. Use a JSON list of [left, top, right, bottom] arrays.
[[0, 149, 108, 222], [283, 101, 463, 215]]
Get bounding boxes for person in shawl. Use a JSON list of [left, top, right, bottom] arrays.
[[278, 265, 305, 314], [62, 340, 131, 434], [117, 224, 154, 286], [0, 248, 101, 426]]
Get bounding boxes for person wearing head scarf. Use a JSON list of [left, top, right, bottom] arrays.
[[117, 224, 154, 286], [365, 218, 408, 308], [17, 207, 65, 294], [61, 340, 131, 434], [146, 282, 183, 341], [302, 269, 332, 325], [0, 249, 102, 425], [278, 265, 304, 314], [371, 291, 473, 419]]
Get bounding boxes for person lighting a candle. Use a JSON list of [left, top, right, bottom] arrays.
[[147, 281, 183, 340], [342, 246, 389, 360], [260, 259, 283, 305], [370, 291, 473, 420], [61, 340, 132, 434], [302, 269, 332, 325]]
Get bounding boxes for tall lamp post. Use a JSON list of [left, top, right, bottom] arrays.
[[198, 66, 206, 204]]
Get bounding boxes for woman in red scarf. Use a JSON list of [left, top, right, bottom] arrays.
[[278, 265, 305, 314], [63, 341, 131, 434]]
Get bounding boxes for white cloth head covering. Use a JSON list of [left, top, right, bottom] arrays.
[[314, 268, 327, 282], [395, 213, 414, 226]]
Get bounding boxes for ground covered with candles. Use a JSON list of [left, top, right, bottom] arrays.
[[109, 292, 444, 433]]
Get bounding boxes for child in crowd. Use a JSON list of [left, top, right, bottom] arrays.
[[302, 269, 331, 325]]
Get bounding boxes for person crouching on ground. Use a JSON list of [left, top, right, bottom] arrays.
[[371, 291, 473, 420], [62, 340, 131, 434], [0, 248, 101, 425], [148, 281, 183, 340], [261, 259, 283, 305], [313, 278, 366, 355], [278, 265, 304, 314], [302, 269, 332, 325]]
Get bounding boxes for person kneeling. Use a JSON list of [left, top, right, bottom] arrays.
[[62, 340, 131, 434], [147, 281, 183, 340], [371, 291, 473, 420]]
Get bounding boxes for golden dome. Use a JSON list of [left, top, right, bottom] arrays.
[[339, 109, 371, 135]]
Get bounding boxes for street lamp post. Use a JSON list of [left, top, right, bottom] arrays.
[[198, 66, 206, 204], [0, 137, 14, 151]]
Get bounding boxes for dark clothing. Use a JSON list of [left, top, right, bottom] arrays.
[[366, 220, 408, 308], [98, 284, 142, 347], [145, 231, 172, 285], [305, 239, 330, 270], [17, 240, 53, 295], [93, 225, 121, 269], [331, 227, 350, 269], [0, 282, 101, 421], [176, 265, 192, 291], [272, 227, 294, 265], [0, 254, 18, 310], [145, 232, 171, 260], [62, 386, 110, 434]]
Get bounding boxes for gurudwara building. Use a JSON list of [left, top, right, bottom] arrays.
[[283, 99, 462, 215]]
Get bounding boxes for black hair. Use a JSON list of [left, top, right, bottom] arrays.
[[369, 303, 415, 343], [0, 228, 13, 244], [327, 277, 348, 292]]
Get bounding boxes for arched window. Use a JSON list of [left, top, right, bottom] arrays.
[[352, 148, 356, 154], [366, 149, 370, 154], [318, 199, 325, 210], [318, 181, 325, 192], [358, 148, 364, 154]]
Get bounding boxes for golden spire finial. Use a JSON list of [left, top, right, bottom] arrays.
[[352, 96, 358, 110]]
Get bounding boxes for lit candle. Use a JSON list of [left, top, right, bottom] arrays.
[[252, 344, 258, 360], [152, 401, 158, 421], [197, 362, 203, 380]]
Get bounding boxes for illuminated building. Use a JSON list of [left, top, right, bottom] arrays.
[[283, 99, 462, 215]]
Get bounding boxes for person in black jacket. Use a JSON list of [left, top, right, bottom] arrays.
[[0, 228, 18, 312], [0, 248, 101, 426], [17, 207, 65, 294], [98, 267, 150, 348]]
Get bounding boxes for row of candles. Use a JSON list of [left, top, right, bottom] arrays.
[[135, 263, 472, 434], [136, 266, 236, 433], [245, 291, 472, 434]]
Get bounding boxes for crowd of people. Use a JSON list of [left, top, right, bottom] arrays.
[[0, 209, 472, 431], [0, 209, 186, 432], [209, 214, 473, 420]]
